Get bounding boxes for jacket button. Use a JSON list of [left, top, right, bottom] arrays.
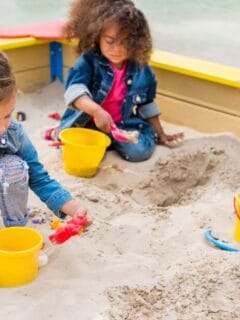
[[133, 106, 137, 115], [127, 79, 132, 85], [136, 95, 141, 103]]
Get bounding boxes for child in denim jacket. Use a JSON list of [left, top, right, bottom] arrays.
[[55, 0, 183, 162], [0, 51, 88, 227]]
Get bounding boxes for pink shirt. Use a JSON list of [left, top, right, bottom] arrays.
[[101, 62, 127, 123]]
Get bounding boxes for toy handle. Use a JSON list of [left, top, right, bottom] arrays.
[[234, 196, 240, 220], [48, 141, 64, 147], [38, 243, 56, 267], [38, 214, 93, 266], [110, 124, 130, 143]]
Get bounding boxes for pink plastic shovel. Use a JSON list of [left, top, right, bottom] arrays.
[[49, 125, 139, 146], [110, 124, 139, 143]]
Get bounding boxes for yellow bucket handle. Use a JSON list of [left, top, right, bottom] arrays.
[[234, 193, 240, 220]]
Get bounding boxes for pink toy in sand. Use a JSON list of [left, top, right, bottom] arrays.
[[110, 124, 139, 143], [67, 215, 92, 227], [49, 214, 92, 244], [48, 112, 61, 121]]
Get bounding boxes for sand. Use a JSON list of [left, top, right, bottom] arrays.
[[1, 81, 240, 319]]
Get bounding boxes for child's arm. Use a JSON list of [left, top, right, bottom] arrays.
[[147, 116, 184, 146], [137, 65, 184, 146], [60, 199, 87, 217], [65, 54, 113, 132], [73, 94, 113, 132]]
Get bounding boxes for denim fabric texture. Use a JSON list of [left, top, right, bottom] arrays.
[[0, 120, 72, 226], [0, 154, 29, 227], [59, 49, 161, 162]]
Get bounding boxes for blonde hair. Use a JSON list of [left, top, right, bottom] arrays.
[[0, 52, 16, 102]]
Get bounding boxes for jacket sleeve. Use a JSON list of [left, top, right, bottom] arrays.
[[64, 55, 93, 106], [137, 65, 161, 119], [16, 126, 72, 218]]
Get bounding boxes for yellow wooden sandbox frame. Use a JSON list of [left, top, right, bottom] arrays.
[[0, 37, 240, 136]]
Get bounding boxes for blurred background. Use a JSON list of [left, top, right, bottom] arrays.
[[0, 0, 239, 67]]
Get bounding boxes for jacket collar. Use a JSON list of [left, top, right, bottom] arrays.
[[93, 47, 139, 76]]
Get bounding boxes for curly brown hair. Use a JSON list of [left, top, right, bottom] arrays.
[[0, 52, 16, 102], [63, 0, 152, 65]]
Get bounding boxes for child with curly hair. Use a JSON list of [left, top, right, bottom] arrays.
[[0, 51, 87, 227], [56, 0, 183, 162]]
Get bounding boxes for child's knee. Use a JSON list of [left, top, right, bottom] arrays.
[[0, 154, 28, 183], [119, 143, 155, 162], [0, 155, 29, 227], [3, 214, 29, 227]]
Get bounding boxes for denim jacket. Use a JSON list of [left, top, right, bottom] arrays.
[[0, 120, 72, 217], [60, 49, 160, 132]]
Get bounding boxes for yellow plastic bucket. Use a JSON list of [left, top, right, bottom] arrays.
[[0, 227, 43, 287], [59, 128, 111, 178], [234, 217, 240, 242]]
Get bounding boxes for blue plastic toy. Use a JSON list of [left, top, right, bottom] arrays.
[[204, 229, 240, 252]]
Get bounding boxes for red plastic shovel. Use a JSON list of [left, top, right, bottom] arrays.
[[49, 214, 92, 244]]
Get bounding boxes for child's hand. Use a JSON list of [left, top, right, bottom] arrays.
[[157, 132, 184, 148], [60, 199, 88, 218], [93, 107, 113, 133]]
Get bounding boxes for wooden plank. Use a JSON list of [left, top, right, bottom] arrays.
[[0, 37, 47, 50], [62, 44, 76, 68], [15, 67, 50, 92], [63, 67, 70, 82], [3, 44, 49, 73], [151, 50, 240, 88], [154, 68, 240, 117], [156, 94, 240, 136]]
